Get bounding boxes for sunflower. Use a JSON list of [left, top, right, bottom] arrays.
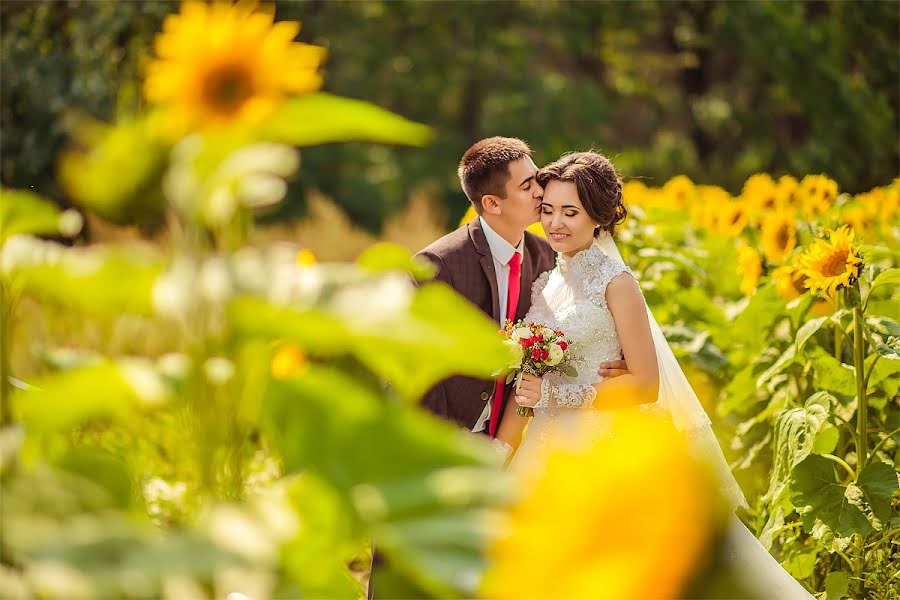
[[798, 174, 838, 218], [798, 226, 863, 297], [841, 204, 876, 238], [270, 341, 306, 379], [296, 248, 316, 266], [691, 185, 733, 231], [663, 175, 696, 208], [737, 243, 762, 296], [760, 211, 797, 264], [622, 180, 650, 206], [482, 410, 716, 600], [741, 173, 780, 215], [775, 175, 801, 209], [856, 185, 900, 224], [716, 201, 749, 237], [772, 264, 809, 301], [144, 1, 326, 133]]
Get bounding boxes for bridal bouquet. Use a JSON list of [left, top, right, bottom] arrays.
[[499, 319, 577, 417]]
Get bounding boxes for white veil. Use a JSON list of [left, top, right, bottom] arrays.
[[596, 232, 748, 510]]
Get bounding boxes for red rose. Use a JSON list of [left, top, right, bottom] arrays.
[[521, 337, 534, 348], [537, 334, 544, 342], [531, 348, 542, 361], [541, 349, 549, 360], [558, 341, 568, 350]]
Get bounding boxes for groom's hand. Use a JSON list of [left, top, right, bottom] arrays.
[[598, 358, 629, 379]]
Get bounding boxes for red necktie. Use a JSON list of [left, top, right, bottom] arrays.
[[489, 252, 521, 437]]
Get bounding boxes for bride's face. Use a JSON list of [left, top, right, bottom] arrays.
[[540, 180, 599, 257]]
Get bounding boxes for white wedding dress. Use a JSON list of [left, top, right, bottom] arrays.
[[509, 237, 813, 600]]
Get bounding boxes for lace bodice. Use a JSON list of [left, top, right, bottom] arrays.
[[523, 239, 632, 416]]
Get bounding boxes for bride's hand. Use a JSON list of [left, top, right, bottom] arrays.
[[515, 373, 543, 407]]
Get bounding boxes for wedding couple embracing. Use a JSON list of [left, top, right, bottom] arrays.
[[407, 137, 813, 599]]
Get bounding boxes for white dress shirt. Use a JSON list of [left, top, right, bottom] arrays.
[[472, 216, 524, 433]]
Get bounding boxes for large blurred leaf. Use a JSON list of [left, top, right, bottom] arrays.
[[262, 366, 507, 598], [0, 188, 64, 242], [18, 359, 169, 433], [58, 115, 167, 226], [235, 277, 509, 403], [277, 474, 362, 599], [263, 366, 491, 487], [260, 93, 432, 148], [357, 242, 437, 281], [1, 465, 242, 599], [349, 281, 509, 402], [8, 241, 161, 316], [231, 297, 355, 355], [57, 447, 133, 510], [790, 454, 872, 539]]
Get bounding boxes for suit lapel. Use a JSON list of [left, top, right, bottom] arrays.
[[468, 219, 501, 322]]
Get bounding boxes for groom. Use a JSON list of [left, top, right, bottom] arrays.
[[416, 137, 628, 445]]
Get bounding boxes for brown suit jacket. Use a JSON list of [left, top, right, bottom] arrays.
[[415, 218, 556, 432]]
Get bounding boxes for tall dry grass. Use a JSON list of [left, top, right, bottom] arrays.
[[260, 191, 450, 260]]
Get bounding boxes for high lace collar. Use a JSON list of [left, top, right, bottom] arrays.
[[556, 238, 607, 274]]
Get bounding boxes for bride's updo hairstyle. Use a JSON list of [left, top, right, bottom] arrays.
[[536, 151, 627, 237]]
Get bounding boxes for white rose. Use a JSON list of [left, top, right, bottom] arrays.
[[547, 343, 564, 366], [504, 338, 524, 369], [511, 327, 533, 341]]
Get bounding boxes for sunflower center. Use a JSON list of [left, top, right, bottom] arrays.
[[819, 251, 849, 277], [776, 224, 791, 250], [201, 64, 255, 116], [791, 273, 808, 295]]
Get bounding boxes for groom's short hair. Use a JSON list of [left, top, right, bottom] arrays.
[[458, 137, 532, 214]]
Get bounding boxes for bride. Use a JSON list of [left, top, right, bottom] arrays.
[[494, 151, 813, 600]]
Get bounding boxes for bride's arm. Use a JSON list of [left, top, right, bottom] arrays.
[[495, 388, 529, 450], [591, 272, 658, 405]]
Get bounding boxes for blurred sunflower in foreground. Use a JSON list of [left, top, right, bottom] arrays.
[[482, 410, 722, 600], [798, 225, 863, 297], [144, 0, 326, 134]]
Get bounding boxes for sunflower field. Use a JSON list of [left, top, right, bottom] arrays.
[[615, 174, 900, 599], [2, 2, 899, 600]]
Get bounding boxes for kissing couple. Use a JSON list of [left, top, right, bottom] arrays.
[[412, 136, 814, 599]]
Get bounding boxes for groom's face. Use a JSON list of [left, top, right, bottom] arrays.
[[495, 156, 543, 230]]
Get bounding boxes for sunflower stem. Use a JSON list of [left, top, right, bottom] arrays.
[[833, 290, 843, 361], [852, 303, 868, 473], [0, 281, 13, 428]]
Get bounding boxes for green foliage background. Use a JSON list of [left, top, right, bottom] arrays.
[[2, 0, 898, 231]]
